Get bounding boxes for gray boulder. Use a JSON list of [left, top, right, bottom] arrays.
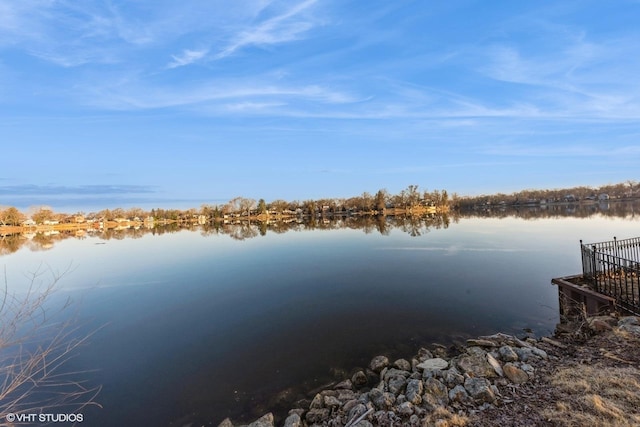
[[448, 384, 470, 403], [369, 355, 390, 373], [416, 358, 449, 371], [498, 346, 518, 362], [393, 358, 412, 371], [369, 388, 395, 410], [456, 354, 497, 378], [247, 413, 274, 427], [424, 377, 449, 405], [464, 377, 496, 404], [283, 413, 301, 427], [405, 379, 423, 405], [352, 370, 368, 387]]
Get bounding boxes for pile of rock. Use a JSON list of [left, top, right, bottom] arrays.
[[219, 332, 552, 427]]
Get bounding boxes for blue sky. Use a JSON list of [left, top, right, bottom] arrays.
[[1, 0, 639, 211]]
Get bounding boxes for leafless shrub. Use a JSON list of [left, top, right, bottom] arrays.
[[0, 266, 101, 425]]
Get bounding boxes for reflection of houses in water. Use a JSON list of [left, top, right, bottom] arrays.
[[143, 216, 155, 229], [2, 203, 640, 255]]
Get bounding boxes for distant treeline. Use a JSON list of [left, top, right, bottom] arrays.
[[0, 185, 450, 226], [454, 180, 639, 209], [1, 180, 638, 227]]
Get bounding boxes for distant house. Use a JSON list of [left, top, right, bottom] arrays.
[[75, 215, 85, 223], [22, 219, 36, 227], [564, 194, 577, 202], [598, 193, 610, 201]]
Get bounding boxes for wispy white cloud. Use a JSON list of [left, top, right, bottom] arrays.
[[213, 0, 319, 60], [80, 75, 358, 112], [224, 101, 287, 112], [5, 0, 640, 129], [163, 0, 320, 68], [0, 1, 264, 66], [475, 24, 640, 120], [0, 1, 147, 66], [167, 48, 209, 68]]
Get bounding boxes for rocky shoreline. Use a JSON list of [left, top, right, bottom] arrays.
[[213, 314, 640, 427]]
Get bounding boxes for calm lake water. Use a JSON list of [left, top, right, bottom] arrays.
[[2, 210, 639, 426]]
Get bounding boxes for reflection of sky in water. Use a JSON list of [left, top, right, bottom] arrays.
[[1, 216, 638, 425]]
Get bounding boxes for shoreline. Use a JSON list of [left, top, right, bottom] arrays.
[[0, 207, 444, 236], [212, 314, 640, 427]]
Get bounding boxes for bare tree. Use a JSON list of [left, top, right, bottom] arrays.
[[268, 200, 288, 214], [0, 207, 25, 227], [29, 206, 55, 225], [238, 198, 256, 217], [0, 267, 101, 423]]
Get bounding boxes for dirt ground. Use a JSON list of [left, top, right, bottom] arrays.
[[468, 317, 640, 427]]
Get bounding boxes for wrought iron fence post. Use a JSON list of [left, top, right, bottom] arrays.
[[592, 244, 598, 292], [580, 239, 585, 277]]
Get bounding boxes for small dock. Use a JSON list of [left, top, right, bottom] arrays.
[[552, 274, 616, 316]]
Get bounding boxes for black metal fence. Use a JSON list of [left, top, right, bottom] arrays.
[[581, 237, 640, 315]]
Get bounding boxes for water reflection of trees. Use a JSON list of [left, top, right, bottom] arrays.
[[455, 200, 639, 221], [1, 202, 638, 255], [0, 214, 447, 254]]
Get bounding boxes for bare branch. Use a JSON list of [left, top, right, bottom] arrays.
[[0, 266, 101, 421]]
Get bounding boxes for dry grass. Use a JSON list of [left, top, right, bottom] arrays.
[[542, 364, 640, 426], [424, 407, 469, 427]]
